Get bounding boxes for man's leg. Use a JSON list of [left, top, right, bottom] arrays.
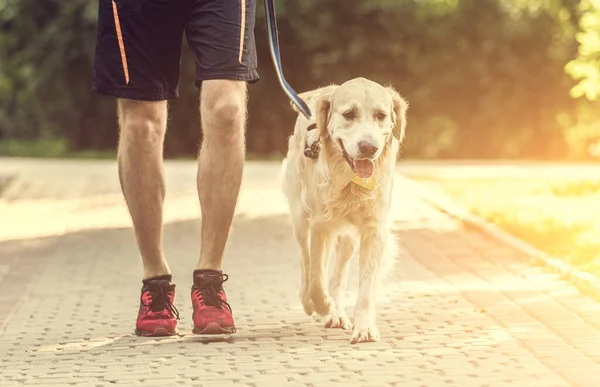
[[117, 99, 170, 279], [189, 80, 247, 335], [92, 0, 186, 336], [117, 99, 180, 336], [185, 0, 259, 335], [117, 100, 179, 337], [197, 80, 247, 271]]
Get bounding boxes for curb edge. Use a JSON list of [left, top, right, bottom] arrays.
[[398, 174, 600, 303]]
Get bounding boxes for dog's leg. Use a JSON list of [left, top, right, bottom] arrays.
[[295, 223, 314, 316], [298, 235, 314, 316], [325, 235, 357, 330], [351, 227, 393, 344], [289, 205, 314, 315], [309, 224, 335, 316]]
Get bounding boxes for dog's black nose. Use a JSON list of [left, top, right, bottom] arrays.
[[358, 141, 378, 158]]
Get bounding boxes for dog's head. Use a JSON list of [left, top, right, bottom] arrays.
[[311, 78, 408, 179]]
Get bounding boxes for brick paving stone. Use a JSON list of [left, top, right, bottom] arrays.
[[0, 159, 599, 386]]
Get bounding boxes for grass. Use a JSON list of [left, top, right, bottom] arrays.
[[0, 175, 13, 196], [0, 138, 285, 161], [413, 176, 600, 278], [0, 138, 116, 159]]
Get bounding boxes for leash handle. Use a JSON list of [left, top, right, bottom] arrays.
[[264, 0, 312, 119]]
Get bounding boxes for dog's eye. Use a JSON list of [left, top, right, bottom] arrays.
[[375, 112, 387, 121], [342, 110, 356, 120]]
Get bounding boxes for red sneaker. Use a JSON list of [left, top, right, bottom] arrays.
[[191, 270, 236, 334], [135, 276, 179, 337]]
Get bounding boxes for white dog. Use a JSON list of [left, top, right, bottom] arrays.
[[281, 77, 408, 343]]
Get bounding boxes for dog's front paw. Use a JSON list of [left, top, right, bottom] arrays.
[[310, 294, 333, 316], [350, 319, 380, 344], [325, 313, 351, 330], [300, 289, 314, 316], [310, 287, 333, 316]]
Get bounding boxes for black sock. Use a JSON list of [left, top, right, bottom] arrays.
[[143, 274, 172, 284], [193, 269, 222, 278]]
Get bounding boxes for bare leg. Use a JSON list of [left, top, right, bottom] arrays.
[[117, 99, 170, 280], [196, 80, 248, 270], [325, 235, 357, 329]]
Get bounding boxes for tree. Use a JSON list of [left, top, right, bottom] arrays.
[[565, 0, 600, 101], [0, 0, 591, 159]]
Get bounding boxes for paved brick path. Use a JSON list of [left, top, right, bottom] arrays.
[[1, 158, 600, 387]]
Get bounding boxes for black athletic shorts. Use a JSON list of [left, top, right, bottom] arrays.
[[92, 0, 260, 101]]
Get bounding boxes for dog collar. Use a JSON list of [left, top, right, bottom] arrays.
[[304, 123, 320, 159], [351, 175, 377, 191]]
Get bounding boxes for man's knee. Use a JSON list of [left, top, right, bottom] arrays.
[[118, 99, 167, 145], [201, 80, 247, 137]]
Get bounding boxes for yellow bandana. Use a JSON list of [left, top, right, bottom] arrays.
[[351, 175, 377, 191]]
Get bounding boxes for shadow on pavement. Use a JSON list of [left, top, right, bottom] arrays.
[[0, 209, 577, 359]]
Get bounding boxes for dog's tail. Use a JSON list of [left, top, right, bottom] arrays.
[[280, 157, 287, 176], [279, 157, 288, 196], [381, 230, 399, 283]]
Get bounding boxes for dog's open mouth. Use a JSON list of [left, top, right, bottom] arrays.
[[339, 140, 375, 179]]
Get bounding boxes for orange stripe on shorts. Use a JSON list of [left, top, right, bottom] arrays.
[[112, 1, 130, 85], [238, 0, 246, 64]]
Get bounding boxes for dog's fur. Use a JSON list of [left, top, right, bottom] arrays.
[[281, 77, 408, 343]]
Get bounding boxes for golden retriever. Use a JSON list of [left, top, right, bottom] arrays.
[[281, 77, 408, 343]]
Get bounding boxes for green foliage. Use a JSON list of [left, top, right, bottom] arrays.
[[0, 0, 594, 159], [0, 0, 113, 149], [0, 138, 115, 159], [565, 0, 600, 101]]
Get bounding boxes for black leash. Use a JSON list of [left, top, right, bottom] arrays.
[[264, 0, 312, 120]]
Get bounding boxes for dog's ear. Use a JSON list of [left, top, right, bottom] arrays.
[[289, 84, 338, 114], [386, 86, 409, 142], [289, 95, 306, 113], [315, 94, 332, 138]]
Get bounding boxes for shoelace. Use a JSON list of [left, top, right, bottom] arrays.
[[193, 273, 232, 312], [142, 282, 180, 320]]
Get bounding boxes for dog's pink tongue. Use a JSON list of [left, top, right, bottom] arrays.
[[353, 159, 374, 179]]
